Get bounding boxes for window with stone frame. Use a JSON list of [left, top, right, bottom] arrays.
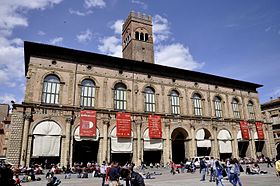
[[80, 79, 96, 107], [170, 90, 180, 115], [114, 83, 127, 111], [193, 93, 203, 116], [214, 96, 223, 118], [144, 87, 155, 112], [42, 75, 60, 104], [247, 101, 255, 120], [232, 98, 241, 119]]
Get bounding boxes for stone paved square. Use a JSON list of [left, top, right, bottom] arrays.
[[21, 164, 279, 186]]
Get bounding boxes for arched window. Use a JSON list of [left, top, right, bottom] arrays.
[[214, 96, 222, 118], [80, 79, 96, 107], [247, 101, 255, 120], [232, 98, 240, 119], [193, 93, 202, 116], [42, 75, 60, 104], [145, 33, 148, 41], [170, 90, 180, 115], [140, 32, 144, 41], [144, 87, 155, 112], [135, 32, 139, 40], [114, 83, 127, 111]]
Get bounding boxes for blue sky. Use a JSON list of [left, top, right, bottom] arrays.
[[0, 0, 280, 105]]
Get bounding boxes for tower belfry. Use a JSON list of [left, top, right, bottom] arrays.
[[122, 11, 154, 64]]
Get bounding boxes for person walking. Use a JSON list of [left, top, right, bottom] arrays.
[[267, 157, 273, 168], [276, 155, 280, 177], [229, 158, 242, 186], [209, 157, 216, 182], [200, 158, 207, 181], [100, 161, 107, 186], [215, 160, 225, 186], [108, 162, 120, 186]]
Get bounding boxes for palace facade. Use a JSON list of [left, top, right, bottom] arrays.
[[7, 12, 276, 167]]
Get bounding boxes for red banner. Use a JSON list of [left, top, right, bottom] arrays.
[[116, 112, 131, 138], [80, 110, 96, 137], [255, 122, 264, 140], [148, 115, 162, 138], [239, 121, 250, 140]]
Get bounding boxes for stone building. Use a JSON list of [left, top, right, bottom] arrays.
[[261, 98, 280, 157], [0, 104, 11, 158], [7, 12, 276, 167]]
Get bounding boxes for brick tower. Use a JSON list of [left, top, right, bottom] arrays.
[[122, 11, 154, 64]]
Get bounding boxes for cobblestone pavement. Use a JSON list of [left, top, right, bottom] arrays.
[[21, 164, 279, 186]]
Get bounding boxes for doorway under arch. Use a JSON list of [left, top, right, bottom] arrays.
[[72, 126, 100, 164], [171, 127, 188, 164], [196, 128, 211, 156]]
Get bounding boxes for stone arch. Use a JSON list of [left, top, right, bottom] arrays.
[[195, 128, 212, 156], [191, 91, 205, 100], [171, 127, 189, 163], [78, 76, 99, 87], [41, 72, 64, 84], [142, 127, 163, 164], [141, 83, 158, 93], [110, 126, 134, 165], [217, 129, 233, 160], [31, 120, 62, 166], [30, 118, 65, 136]]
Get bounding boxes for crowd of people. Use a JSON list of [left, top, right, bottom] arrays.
[[0, 155, 280, 186]]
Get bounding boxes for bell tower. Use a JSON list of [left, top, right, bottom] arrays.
[[122, 11, 154, 64]]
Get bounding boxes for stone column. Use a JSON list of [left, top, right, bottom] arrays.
[[212, 122, 219, 159], [20, 113, 32, 166], [63, 116, 73, 166], [164, 120, 170, 164], [135, 120, 142, 166], [249, 124, 257, 159], [190, 122, 196, 158], [264, 124, 272, 158], [232, 125, 239, 158], [102, 118, 110, 162]]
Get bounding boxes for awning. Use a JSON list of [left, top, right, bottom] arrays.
[[219, 141, 232, 153], [33, 135, 61, 156], [111, 127, 133, 153], [217, 130, 231, 140], [143, 128, 162, 151], [32, 121, 62, 157], [197, 140, 211, 147]]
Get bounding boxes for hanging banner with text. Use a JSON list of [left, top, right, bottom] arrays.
[[255, 122, 265, 140], [116, 112, 131, 138], [80, 110, 96, 137], [239, 121, 250, 140], [148, 115, 162, 139]]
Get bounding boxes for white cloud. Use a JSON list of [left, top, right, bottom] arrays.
[[155, 43, 204, 70], [38, 30, 46, 36], [110, 20, 123, 35], [0, 94, 17, 104], [77, 29, 93, 43], [0, 0, 63, 35], [49, 37, 63, 45], [0, 37, 24, 86], [131, 0, 148, 9], [153, 14, 171, 43], [84, 0, 106, 8], [69, 9, 93, 16], [98, 36, 122, 57]]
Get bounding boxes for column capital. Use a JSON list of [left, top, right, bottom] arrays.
[[134, 120, 142, 126], [103, 118, 110, 125], [164, 120, 170, 127], [212, 122, 218, 130], [190, 122, 195, 129], [23, 113, 32, 120], [65, 115, 75, 123]]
